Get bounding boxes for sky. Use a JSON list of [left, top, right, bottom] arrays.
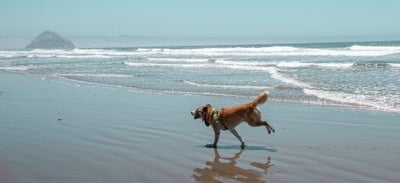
[[1, 0, 400, 43]]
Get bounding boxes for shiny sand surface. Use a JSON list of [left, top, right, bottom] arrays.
[[1, 73, 400, 183]]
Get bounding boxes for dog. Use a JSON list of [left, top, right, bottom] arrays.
[[191, 91, 275, 149]]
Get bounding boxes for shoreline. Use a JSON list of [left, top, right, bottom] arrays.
[[35, 72, 400, 115], [1, 72, 400, 183]]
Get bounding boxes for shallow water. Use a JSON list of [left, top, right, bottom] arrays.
[[1, 41, 400, 113]]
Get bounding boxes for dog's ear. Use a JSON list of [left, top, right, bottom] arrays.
[[201, 104, 212, 127], [203, 104, 211, 112]]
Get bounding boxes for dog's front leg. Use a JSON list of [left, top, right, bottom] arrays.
[[230, 128, 245, 149], [205, 128, 220, 148]]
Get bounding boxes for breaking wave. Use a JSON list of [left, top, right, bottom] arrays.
[[304, 88, 399, 113], [1, 44, 400, 58]]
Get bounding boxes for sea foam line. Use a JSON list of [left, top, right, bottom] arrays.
[[304, 88, 400, 113], [2, 45, 400, 58], [275, 61, 353, 69], [389, 63, 400, 68], [267, 67, 313, 88], [147, 57, 211, 63], [135, 45, 400, 57], [183, 80, 271, 90], [0, 66, 31, 71], [54, 73, 133, 78]]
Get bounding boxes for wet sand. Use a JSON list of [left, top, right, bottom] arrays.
[[1, 72, 400, 183]]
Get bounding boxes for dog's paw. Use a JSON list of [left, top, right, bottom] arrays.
[[266, 126, 275, 134], [205, 144, 217, 148]]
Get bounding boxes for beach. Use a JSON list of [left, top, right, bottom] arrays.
[[1, 72, 399, 183], [2, 0, 400, 182]]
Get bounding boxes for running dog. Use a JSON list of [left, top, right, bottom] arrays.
[[191, 91, 275, 149]]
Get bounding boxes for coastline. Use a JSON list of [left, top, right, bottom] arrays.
[[1, 72, 399, 183]]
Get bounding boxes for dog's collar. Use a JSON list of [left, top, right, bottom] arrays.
[[213, 108, 228, 130]]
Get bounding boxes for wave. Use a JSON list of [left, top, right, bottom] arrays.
[[147, 57, 210, 63], [124, 61, 212, 69], [54, 73, 133, 78], [276, 61, 400, 69], [132, 45, 400, 57], [0, 65, 31, 71], [390, 63, 400, 68], [304, 88, 399, 113], [350, 45, 400, 51], [124, 61, 313, 90], [275, 61, 353, 69], [125, 58, 400, 71], [353, 62, 393, 68], [267, 67, 313, 88], [123, 61, 274, 72], [2, 44, 400, 58], [182, 80, 271, 90]]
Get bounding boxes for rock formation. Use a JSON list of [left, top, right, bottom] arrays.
[[25, 31, 75, 50]]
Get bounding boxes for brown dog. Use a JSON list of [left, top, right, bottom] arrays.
[[191, 91, 275, 149]]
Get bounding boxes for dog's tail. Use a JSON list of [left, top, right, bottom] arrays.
[[252, 91, 269, 106]]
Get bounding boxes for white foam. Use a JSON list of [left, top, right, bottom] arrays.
[[55, 73, 133, 78], [170, 46, 383, 57], [183, 80, 270, 90], [124, 61, 210, 68], [130, 46, 400, 57], [215, 60, 270, 66], [147, 57, 210, 63], [348, 45, 400, 56], [389, 63, 400, 68], [267, 67, 313, 88], [1, 45, 400, 58], [123, 61, 273, 71], [0, 53, 17, 58], [276, 61, 353, 69], [304, 88, 400, 113], [0, 66, 30, 71], [130, 46, 301, 56], [350, 45, 400, 51], [55, 55, 113, 58], [167, 59, 355, 69]]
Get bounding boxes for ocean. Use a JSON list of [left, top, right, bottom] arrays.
[[1, 41, 399, 113]]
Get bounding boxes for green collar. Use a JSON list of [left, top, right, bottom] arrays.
[[213, 108, 228, 130]]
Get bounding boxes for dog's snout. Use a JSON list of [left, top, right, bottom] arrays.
[[191, 110, 201, 119]]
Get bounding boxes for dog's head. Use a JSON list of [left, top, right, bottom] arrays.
[[191, 104, 213, 127]]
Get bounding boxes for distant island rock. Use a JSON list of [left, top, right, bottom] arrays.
[[25, 31, 75, 50]]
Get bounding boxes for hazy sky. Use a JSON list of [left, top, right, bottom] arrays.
[[1, 0, 399, 41]]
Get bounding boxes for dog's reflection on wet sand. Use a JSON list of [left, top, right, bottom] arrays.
[[193, 149, 273, 182]]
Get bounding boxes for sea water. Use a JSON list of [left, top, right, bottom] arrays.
[[1, 41, 399, 112]]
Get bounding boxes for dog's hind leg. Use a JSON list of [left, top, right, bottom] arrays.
[[262, 121, 275, 134], [230, 128, 245, 149], [248, 120, 275, 134]]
